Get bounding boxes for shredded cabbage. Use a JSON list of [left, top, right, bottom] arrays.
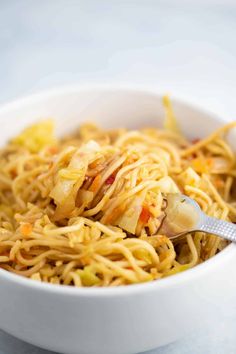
[[179, 167, 200, 187], [12, 120, 56, 153], [116, 190, 146, 234], [50, 141, 101, 219], [77, 266, 100, 286], [76, 189, 94, 207], [156, 176, 180, 193]]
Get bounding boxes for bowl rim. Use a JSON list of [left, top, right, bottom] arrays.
[[0, 84, 235, 297]]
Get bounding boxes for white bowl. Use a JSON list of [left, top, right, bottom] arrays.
[[0, 86, 236, 354]]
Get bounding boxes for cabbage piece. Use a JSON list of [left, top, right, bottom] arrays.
[[51, 141, 100, 203], [50, 141, 101, 220], [163, 95, 181, 134], [116, 190, 146, 234], [210, 157, 231, 173], [156, 176, 180, 193], [76, 189, 94, 207], [77, 266, 100, 286], [30, 272, 42, 281], [50, 161, 87, 205], [179, 167, 201, 187], [79, 140, 100, 163], [12, 120, 56, 153]]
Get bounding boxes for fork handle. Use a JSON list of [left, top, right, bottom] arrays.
[[199, 215, 236, 242]]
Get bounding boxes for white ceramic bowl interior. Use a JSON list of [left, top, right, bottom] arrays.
[[0, 87, 236, 354]]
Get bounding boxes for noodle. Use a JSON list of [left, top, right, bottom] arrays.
[[0, 103, 235, 287]]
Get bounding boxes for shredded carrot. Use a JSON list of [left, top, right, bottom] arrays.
[[48, 146, 58, 155], [103, 204, 127, 224], [89, 174, 102, 193], [139, 206, 151, 224], [191, 158, 212, 174], [10, 170, 17, 178], [123, 156, 136, 167], [214, 178, 224, 188], [89, 161, 98, 169], [20, 223, 33, 236]]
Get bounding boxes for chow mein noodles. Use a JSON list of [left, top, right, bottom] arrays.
[[0, 97, 235, 287]]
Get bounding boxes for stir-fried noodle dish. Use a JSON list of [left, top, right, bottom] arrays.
[[0, 97, 235, 287]]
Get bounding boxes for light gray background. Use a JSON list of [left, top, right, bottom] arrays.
[[0, 1, 236, 353]]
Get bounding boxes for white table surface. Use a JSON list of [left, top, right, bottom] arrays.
[[0, 1, 236, 353]]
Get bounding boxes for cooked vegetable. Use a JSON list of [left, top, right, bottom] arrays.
[[116, 190, 147, 234], [12, 120, 56, 152]]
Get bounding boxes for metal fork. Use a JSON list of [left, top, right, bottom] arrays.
[[160, 194, 236, 242]]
